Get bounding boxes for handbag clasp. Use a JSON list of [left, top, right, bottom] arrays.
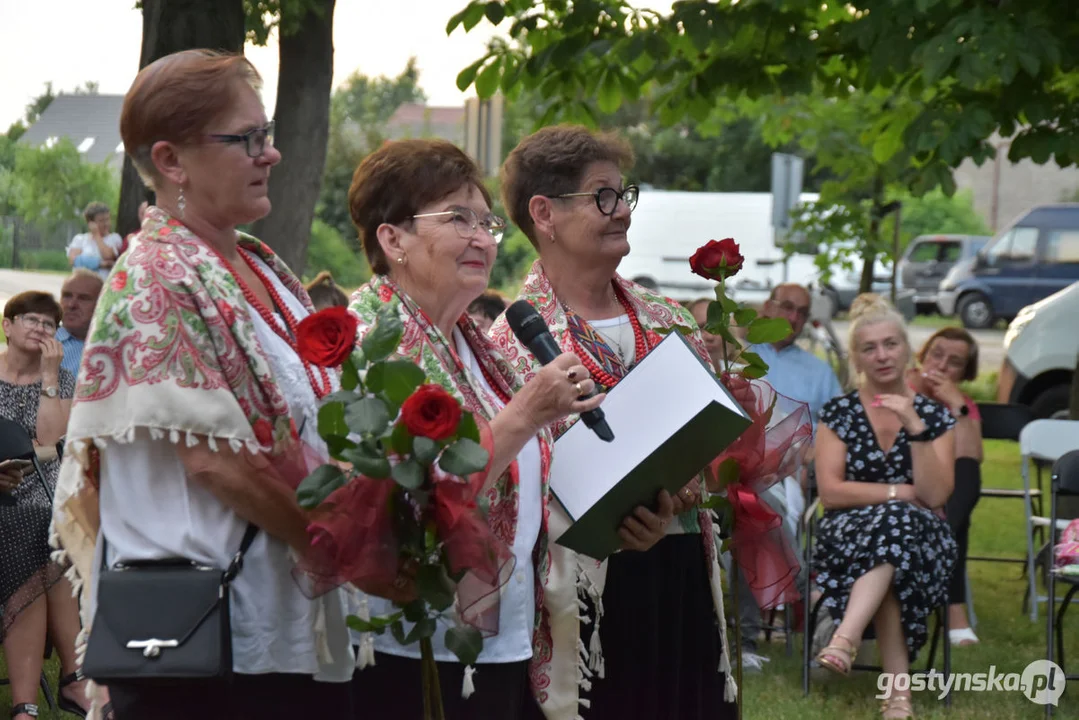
[[126, 638, 180, 658]]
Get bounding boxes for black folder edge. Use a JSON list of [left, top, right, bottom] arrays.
[[550, 331, 753, 560]]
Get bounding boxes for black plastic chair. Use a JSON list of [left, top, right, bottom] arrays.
[[971, 402, 1041, 565], [801, 479, 952, 706], [1045, 450, 1079, 718], [0, 417, 58, 711]]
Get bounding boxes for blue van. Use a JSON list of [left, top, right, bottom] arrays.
[[937, 204, 1079, 329]]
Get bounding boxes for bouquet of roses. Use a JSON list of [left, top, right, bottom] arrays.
[[292, 304, 509, 720]]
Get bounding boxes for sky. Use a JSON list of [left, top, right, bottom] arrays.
[[0, 0, 503, 130]]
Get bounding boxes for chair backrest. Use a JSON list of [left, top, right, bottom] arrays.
[[1053, 450, 1079, 496], [0, 417, 37, 462], [1019, 419, 1079, 463], [977, 402, 1035, 441]]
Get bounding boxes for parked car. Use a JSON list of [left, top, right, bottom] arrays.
[[997, 280, 1079, 418], [898, 234, 989, 314], [936, 204, 1079, 329]]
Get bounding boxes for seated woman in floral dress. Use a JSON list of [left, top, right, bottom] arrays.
[[812, 295, 958, 720]]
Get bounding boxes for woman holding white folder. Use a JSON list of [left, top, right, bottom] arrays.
[[489, 125, 735, 720]]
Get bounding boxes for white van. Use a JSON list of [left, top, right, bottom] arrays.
[[997, 281, 1079, 418]]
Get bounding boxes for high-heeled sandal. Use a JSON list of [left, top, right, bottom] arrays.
[[58, 670, 89, 718], [816, 631, 859, 675], [881, 693, 914, 718], [10, 703, 39, 719]]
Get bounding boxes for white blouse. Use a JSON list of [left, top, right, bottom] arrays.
[[91, 257, 353, 681], [363, 328, 543, 664]]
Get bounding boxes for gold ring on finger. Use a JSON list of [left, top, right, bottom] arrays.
[[574, 381, 583, 395]]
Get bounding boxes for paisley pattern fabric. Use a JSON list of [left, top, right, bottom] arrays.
[[488, 259, 736, 718], [51, 206, 310, 615], [347, 275, 555, 698]]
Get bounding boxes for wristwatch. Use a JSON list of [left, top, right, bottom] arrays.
[[908, 427, 933, 442], [40, 385, 58, 399]]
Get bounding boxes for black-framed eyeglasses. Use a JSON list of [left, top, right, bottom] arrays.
[[553, 185, 639, 216], [410, 207, 507, 243], [207, 122, 275, 158]]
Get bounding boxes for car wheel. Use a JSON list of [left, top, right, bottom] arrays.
[[1030, 384, 1072, 420], [957, 292, 993, 329]]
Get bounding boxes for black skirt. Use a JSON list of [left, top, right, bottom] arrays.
[[581, 533, 736, 720]]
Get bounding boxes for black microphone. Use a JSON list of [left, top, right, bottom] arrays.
[[505, 300, 614, 442]]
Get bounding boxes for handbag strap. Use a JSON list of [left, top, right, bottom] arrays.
[[99, 522, 260, 582]]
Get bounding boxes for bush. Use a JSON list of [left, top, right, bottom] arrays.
[[305, 219, 370, 290], [20, 249, 69, 271]]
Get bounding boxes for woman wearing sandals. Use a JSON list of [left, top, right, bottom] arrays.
[[812, 295, 958, 719]]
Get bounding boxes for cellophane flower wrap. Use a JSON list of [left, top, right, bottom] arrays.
[[292, 304, 512, 716], [690, 237, 813, 609]]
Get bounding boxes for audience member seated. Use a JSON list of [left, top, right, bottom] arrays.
[[906, 327, 983, 646], [467, 289, 507, 333], [304, 270, 348, 311], [813, 294, 957, 719], [67, 202, 122, 279], [56, 269, 104, 378], [0, 291, 88, 720]]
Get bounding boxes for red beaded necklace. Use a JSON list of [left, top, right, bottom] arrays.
[[220, 248, 333, 399], [567, 286, 648, 390]]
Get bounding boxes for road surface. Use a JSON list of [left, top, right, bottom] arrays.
[[831, 320, 1007, 374], [0, 269, 67, 308]]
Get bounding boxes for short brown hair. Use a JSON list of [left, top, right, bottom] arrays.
[[4, 291, 62, 324], [83, 201, 110, 224], [467, 290, 507, 322], [919, 327, 979, 382], [501, 125, 634, 248], [347, 139, 491, 275], [121, 50, 262, 190], [304, 270, 348, 310]]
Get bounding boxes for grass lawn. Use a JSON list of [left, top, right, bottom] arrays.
[[743, 439, 1079, 719], [4, 442, 1078, 718]]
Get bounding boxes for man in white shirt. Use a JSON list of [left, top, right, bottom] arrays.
[[56, 269, 103, 378]]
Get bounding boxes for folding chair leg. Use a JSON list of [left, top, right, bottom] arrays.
[[1057, 585, 1079, 673], [39, 670, 55, 711], [965, 571, 977, 630], [1024, 471, 1040, 621]]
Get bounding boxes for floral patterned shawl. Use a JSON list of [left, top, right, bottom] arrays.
[[51, 207, 310, 631], [489, 259, 737, 718], [348, 275, 556, 698]]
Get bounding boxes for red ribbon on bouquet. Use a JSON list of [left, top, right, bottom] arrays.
[[713, 374, 813, 610]]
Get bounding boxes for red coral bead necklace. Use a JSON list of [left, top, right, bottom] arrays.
[[568, 285, 647, 390]]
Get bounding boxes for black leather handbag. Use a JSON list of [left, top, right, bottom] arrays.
[[81, 524, 259, 684]]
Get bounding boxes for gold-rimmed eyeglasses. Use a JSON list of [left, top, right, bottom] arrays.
[[410, 207, 507, 244], [553, 185, 639, 216]]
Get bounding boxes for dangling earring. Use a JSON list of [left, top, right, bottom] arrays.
[[177, 187, 186, 220], [549, 229, 556, 244]]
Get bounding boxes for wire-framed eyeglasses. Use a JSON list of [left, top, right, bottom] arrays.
[[207, 122, 275, 158], [410, 207, 507, 243], [15, 314, 57, 333], [553, 185, 639, 216]]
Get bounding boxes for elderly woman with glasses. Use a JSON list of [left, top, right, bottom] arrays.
[[52, 50, 355, 720], [488, 125, 735, 720], [346, 138, 605, 720], [0, 291, 89, 720]]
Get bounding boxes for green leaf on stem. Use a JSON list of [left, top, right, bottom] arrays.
[[380, 361, 427, 405], [346, 396, 391, 436], [318, 401, 348, 440], [347, 611, 402, 635], [455, 412, 481, 444], [717, 457, 741, 488], [404, 615, 439, 645], [713, 323, 739, 347], [362, 310, 404, 364], [445, 625, 484, 666], [417, 564, 456, 612], [413, 436, 441, 466], [706, 301, 728, 328], [389, 421, 413, 456], [745, 317, 792, 344], [390, 620, 407, 645], [392, 459, 426, 490], [296, 464, 347, 509], [739, 351, 767, 371], [340, 355, 360, 391], [402, 600, 427, 623], [733, 307, 756, 326], [342, 444, 391, 479], [741, 364, 768, 379], [325, 435, 357, 460], [439, 437, 489, 476]]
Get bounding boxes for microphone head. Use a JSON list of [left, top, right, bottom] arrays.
[[505, 300, 548, 345]]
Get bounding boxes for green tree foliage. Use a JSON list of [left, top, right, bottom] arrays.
[[305, 218, 371, 288], [8, 139, 118, 232], [317, 60, 427, 246]]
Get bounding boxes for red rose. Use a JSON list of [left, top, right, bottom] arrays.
[[253, 418, 274, 447], [296, 306, 360, 368], [689, 238, 744, 281], [399, 384, 462, 441], [110, 271, 128, 292]]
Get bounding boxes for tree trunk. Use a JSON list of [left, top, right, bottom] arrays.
[[116, 0, 245, 237], [1070, 353, 1079, 420], [859, 174, 885, 295], [251, 0, 336, 276]]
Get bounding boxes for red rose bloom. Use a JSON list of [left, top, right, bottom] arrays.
[[689, 238, 744, 281], [399, 384, 462, 441], [110, 271, 128, 292], [296, 307, 360, 368]]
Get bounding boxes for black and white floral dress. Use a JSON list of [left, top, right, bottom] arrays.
[[813, 390, 958, 659]]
